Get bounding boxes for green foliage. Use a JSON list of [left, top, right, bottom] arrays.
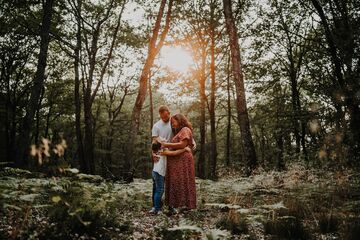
[[0, 169, 150, 239], [264, 216, 310, 240], [158, 227, 200, 240], [342, 217, 360, 240], [45, 181, 132, 239], [318, 213, 340, 233], [1, 166, 360, 238], [216, 213, 249, 235]]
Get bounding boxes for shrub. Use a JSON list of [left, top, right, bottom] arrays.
[[44, 181, 132, 239], [264, 216, 311, 240], [342, 217, 360, 240], [216, 211, 248, 235], [318, 213, 340, 233]]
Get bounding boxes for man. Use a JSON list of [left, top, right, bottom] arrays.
[[149, 105, 173, 214]]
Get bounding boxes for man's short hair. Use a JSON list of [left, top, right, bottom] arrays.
[[158, 105, 170, 113]]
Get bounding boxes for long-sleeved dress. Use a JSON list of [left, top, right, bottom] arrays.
[[165, 127, 197, 209]]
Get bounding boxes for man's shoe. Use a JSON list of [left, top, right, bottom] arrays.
[[148, 208, 161, 215]]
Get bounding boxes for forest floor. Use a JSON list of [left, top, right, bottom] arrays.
[[0, 164, 359, 239]]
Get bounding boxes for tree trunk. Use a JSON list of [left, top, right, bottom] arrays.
[[209, 1, 217, 179], [74, 0, 86, 173], [297, 92, 308, 162], [197, 46, 207, 179], [149, 70, 154, 129], [275, 84, 285, 170], [15, 0, 54, 167], [34, 88, 43, 143], [106, 123, 114, 169], [290, 75, 301, 155], [125, 0, 173, 173], [276, 134, 285, 170], [300, 117, 308, 161], [260, 125, 265, 164], [83, 92, 95, 173], [223, 0, 257, 175], [289, 56, 307, 160], [44, 100, 52, 139], [226, 56, 231, 166]]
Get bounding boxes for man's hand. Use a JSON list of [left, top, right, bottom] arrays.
[[152, 152, 160, 162], [192, 139, 197, 151], [159, 140, 168, 148], [185, 147, 192, 152]]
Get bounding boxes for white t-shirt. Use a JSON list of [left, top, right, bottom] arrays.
[[152, 119, 173, 176]]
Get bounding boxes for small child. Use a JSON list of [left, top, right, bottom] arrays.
[[151, 140, 163, 158]]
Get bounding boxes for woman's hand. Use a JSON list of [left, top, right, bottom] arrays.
[[185, 147, 191, 152], [160, 141, 169, 148]]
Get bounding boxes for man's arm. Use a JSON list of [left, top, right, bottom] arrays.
[[161, 139, 188, 149], [160, 147, 191, 156]]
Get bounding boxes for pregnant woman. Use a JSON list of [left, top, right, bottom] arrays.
[[160, 113, 197, 214]]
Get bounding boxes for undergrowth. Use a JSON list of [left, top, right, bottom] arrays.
[[0, 164, 359, 239]]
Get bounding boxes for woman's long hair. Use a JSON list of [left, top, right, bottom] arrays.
[[171, 113, 193, 135]]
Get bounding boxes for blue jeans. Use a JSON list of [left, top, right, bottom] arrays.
[[152, 171, 165, 211]]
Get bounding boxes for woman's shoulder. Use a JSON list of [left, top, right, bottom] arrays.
[[181, 126, 191, 131], [179, 127, 192, 135]]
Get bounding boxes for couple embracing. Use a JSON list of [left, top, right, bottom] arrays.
[[149, 105, 196, 215]]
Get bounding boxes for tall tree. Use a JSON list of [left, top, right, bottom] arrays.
[[15, 0, 55, 167], [125, 0, 174, 173], [270, 0, 311, 160], [148, 70, 154, 130], [209, 0, 218, 179], [309, 0, 360, 163], [80, 0, 126, 173], [225, 55, 232, 166], [177, 0, 222, 178], [198, 41, 207, 179], [222, 0, 257, 175], [73, 0, 86, 172], [100, 75, 131, 175], [184, 8, 210, 178]]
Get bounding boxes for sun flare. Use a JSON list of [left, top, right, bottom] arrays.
[[159, 46, 193, 73]]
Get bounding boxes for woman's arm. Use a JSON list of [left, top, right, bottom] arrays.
[[161, 139, 188, 149], [160, 147, 191, 156]]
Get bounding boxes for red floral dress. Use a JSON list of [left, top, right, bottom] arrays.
[[165, 127, 197, 209]]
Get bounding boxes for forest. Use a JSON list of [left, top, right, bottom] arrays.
[[0, 0, 359, 239]]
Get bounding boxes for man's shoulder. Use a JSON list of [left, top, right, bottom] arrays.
[[153, 120, 163, 127], [154, 119, 171, 127]]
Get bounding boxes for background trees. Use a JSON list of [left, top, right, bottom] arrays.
[[1, 0, 359, 177]]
